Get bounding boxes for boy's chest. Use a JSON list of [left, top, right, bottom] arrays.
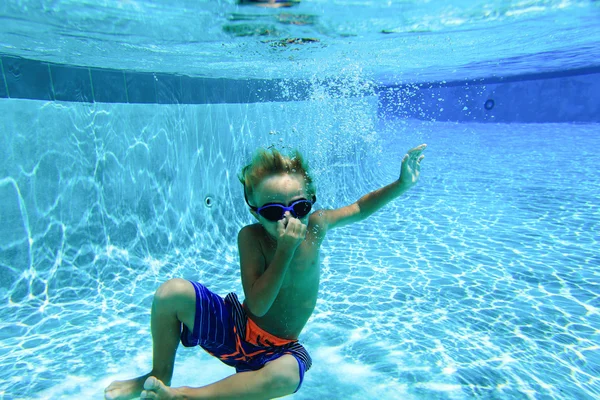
[[258, 233, 321, 329], [263, 239, 321, 287], [271, 244, 320, 312]]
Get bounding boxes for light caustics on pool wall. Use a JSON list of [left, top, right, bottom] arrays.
[[0, 79, 386, 396]]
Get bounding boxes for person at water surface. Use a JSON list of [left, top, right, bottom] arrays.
[[104, 143, 427, 400], [237, 0, 300, 8]]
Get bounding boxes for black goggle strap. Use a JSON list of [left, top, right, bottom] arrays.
[[243, 185, 259, 212]]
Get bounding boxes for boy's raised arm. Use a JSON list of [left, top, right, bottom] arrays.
[[317, 144, 426, 231]]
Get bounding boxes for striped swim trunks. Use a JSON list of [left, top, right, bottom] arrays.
[[180, 281, 312, 392]]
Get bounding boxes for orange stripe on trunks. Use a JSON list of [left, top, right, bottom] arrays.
[[245, 316, 297, 347]]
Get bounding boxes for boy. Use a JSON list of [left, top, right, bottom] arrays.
[[105, 144, 426, 400]]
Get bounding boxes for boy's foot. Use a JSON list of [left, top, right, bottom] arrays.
[[140, 376, 180, 399], [104, 373, 150, 400]]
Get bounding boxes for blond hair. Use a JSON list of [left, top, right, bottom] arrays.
[[239, 148, 316, 206]]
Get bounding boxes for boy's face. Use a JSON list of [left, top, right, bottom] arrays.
[[250, 173, 310, 239]]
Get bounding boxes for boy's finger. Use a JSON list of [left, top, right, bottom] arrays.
[[407, 143, 426, 153], [282, 217, 294, 233], [300, 223, 307, 236], [294, 219, 307, 234], [411, 148, 424, 157]]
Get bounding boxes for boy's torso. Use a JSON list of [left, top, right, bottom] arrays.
[[243, 214, 325, 340]]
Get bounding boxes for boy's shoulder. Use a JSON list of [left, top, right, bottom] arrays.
[[308, 210, 328, 242], [237, 224, 267, 253], [238, 223, 262, 237]]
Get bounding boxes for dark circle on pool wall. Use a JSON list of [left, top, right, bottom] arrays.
[[484, 99, 495, 110], [205, 196, 214, 208]]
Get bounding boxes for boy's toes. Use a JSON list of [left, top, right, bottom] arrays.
[[141, 376, 172, 399], [143, 376, 161, 391], [139, 391, 154, 400]]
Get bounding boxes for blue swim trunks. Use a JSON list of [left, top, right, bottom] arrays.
[[180, 281, 312, 392]]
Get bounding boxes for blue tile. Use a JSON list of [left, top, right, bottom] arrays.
[[125, 72, 156, 103], [0, 59, 7, 98], [2, 56, 54, 100], [222, 79, 239, 103], [245, 79, 266, 103], [205, 78, 226, 103], [91, 68, 127, 103], [223, 79, 247, 103], [50, 64, 93, 102], [180, 76, 207, 104], [155, 74, 181, 104]]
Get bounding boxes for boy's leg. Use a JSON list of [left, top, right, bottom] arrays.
[[105, 278, 196, 400], [150, 278, 196, 383], [141, 354, 301, 400]]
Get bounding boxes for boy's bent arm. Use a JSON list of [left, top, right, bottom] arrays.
[[238, 226, 294, 317]]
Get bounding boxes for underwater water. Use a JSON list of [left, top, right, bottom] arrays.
[[0, 1, 599, 399]]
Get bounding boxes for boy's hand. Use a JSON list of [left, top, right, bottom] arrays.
[[399, 144, 427, 188], [276, 213, 307, 253]]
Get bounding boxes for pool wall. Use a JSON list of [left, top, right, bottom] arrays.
[[2, 54, 599, 123]]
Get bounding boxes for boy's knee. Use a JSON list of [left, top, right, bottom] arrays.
[[154, 279, 196, 329], [155, 278, 193, 304], [263, 356, 300, 395]]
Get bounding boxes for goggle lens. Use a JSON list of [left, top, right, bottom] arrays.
[[292, 201, 312, 217], [260, 206, 286, 221]]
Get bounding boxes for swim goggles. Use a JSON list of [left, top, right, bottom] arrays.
[[244, 189, 316, 221]]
